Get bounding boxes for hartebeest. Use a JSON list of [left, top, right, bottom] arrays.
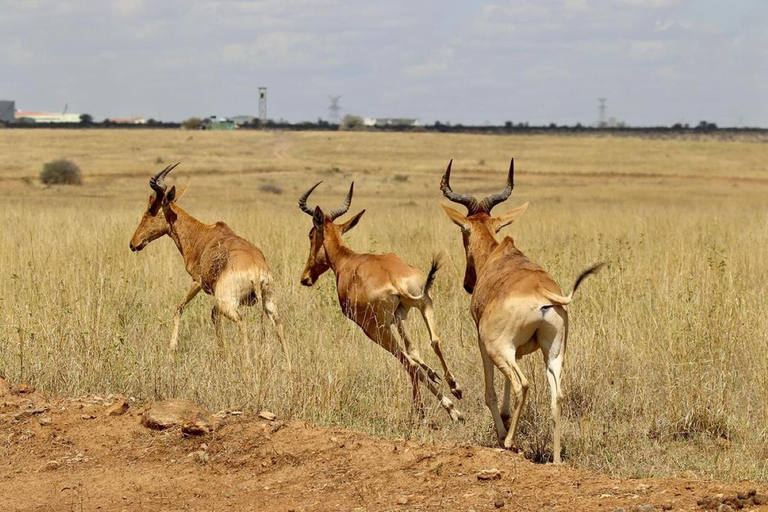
[[129, 164, 290, 370], [298, 182, 464, 422], [439, 159, 601, 462]]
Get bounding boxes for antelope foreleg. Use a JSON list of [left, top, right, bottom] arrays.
[[169, 282, 202, 356]]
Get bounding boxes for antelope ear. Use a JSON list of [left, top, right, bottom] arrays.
[[339, 209, 365, 234], [492, 202, 528, 233], [439, 202, 468, 230], [163, 185, 177, 205], [312, 206, 325, 229]]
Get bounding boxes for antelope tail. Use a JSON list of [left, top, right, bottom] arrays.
[[422, 251, 446, 297], [540, 262, 605, 305]]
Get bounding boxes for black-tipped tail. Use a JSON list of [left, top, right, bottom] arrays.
[[571, 262, 605, 296], [423, 254, 444, 296]]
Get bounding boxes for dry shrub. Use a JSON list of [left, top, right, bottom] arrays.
[[40, 159, 82, 185]]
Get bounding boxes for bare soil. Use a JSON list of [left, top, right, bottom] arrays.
[[0, 379, 765, 512]]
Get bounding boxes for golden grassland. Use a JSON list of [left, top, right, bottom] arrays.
[[0, 129, 767, 480]]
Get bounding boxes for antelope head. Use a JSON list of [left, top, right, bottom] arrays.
[[129, 163, 181, 251], [298, 181, 365, 286], [439, 158, 529, 293]]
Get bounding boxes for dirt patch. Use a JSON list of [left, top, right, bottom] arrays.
[[0, 380, 765, 511]]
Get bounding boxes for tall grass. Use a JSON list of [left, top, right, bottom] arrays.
[[0, 130, 766, 481]]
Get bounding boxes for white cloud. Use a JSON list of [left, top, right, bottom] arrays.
[[616, 0, 682, 7], [525, 64, 570, 82], [405, 47, 455, 78], [2, 40, 35, 64], [629, 40, 681, 61], [112, 0, 145, 18]]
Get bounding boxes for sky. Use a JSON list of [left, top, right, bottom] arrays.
[[1, 0, 766, 126]]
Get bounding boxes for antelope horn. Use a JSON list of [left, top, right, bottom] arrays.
[[326, 182, 354, 220], [478, 158, 514, 214], [149, 162, 180, 195], [440, 159, 479, 214], [298, 181, 323, 216]]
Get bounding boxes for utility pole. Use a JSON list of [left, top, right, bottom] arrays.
[[328, 95, 341, 124], [598, 98, 607, 127]]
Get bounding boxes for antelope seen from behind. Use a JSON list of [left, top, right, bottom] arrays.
[[298, 182, 464, 422], [129, 164, 290, 370], [439, 159, 602, 462]]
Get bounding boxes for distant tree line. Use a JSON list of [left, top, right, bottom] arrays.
[[2, 115, 764, 135]]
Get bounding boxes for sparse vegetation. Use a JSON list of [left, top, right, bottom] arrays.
[[0, 130, 766, 482], [259, 183, 283, 195], [39, 159, 83, 185], [340, 115, 365, 131], [181, 117, 202, 130]]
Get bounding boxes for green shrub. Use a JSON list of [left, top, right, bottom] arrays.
[[40, 159, 83, 185]]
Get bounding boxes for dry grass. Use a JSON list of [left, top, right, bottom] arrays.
[[0, 129, 766, 481]]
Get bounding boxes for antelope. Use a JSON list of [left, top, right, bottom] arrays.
[[129, 164, 290, 370], [439, 159, 602, 462], [298, 182, 464, 422]]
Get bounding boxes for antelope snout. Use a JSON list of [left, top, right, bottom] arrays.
[[130, 240, 146, 252], [300, 274, 314, 287]]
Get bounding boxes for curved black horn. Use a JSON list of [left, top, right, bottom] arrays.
[[298, 181, 323, 216], [478, 158, 514, 213], [326, 182, 354, 220], [149, 162, 180, 195], [440, 159, 479, 214]]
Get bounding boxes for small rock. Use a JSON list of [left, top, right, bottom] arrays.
[[753, 494, 768, 505], [42, 460, 60, 471], [259, 411, 276, 421], [12, 384, 35, 395], [14, 407, 48, 421], [38, 416, 52, 426], [188, 450, 209, 464], [105, 399, 129, 416], [141, 399, 219, 433], [680, 470, 697, 479], [397, 497, 408, 505], [477, 468, 502, 480], [200, 443, 208, 451], [81, 414, 96, 420], [717, 505, 733, 512], [660, 503, 673, 511], [632, 505, 655, 512], [494, 497, 505, 508], [636, 484, 651, 493]]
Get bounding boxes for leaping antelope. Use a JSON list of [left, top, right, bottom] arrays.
[[298, 182, 464, 422], [129, 164, 290, 370], [439, 159, 602, 462]]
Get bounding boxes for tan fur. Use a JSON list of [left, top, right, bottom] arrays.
[[300, 187, 464, 422], [440, 161, 600, 463], [130, 183, 290, 370]]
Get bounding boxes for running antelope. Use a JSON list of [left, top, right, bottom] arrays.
[[439, 159, 601, 462], [129, 164, 290, 370], [298, 182, 464, 422]]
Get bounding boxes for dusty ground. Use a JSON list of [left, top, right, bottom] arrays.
[[0, 379, 765, 512]]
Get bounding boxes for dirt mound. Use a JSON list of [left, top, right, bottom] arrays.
[[0, 379, 765, 511]]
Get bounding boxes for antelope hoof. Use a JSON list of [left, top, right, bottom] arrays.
[[427, 368, 442, 384], [449, 408, 465, 423], [449, 384, 463, 400], [503, 438, 519, 452]]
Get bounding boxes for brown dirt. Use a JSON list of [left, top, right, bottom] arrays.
[[0, 380, 765, 512]]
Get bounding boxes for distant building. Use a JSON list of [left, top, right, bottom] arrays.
[[230, 115, 256, 127], [200, 116, 235, 131], [15, 110, 81, 123], [0, 101, 15, 123], [363, 117, 420, 127], [106, 116, 146, 125]]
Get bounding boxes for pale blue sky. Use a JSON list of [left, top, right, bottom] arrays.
[[1, 0, 765, 126]]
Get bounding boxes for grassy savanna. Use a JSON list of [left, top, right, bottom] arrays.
[[0, 130, 767, 481]]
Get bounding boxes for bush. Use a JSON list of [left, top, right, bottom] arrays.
[[340, 115, 365, 131], [259, 183, 283, 195], [40, 159, 83, 185], [181, 117, 202, 130]]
